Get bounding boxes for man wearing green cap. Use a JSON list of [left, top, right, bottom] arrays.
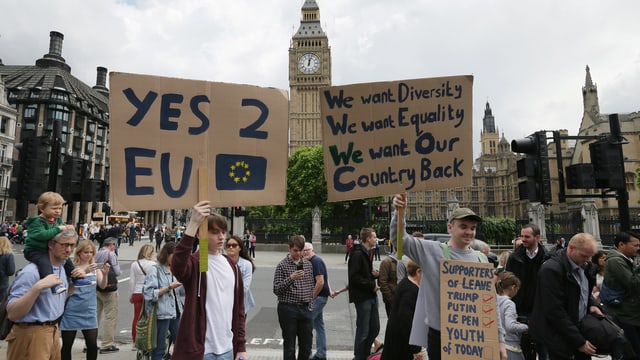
[[390, 193, 507, 360]]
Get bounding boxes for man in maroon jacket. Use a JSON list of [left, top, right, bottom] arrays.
[[171, 201, 247, 360]]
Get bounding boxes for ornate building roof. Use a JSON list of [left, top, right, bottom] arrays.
[[0, 31, 109, 124]]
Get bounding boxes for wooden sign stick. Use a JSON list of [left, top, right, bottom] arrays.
[[396, 206, 404, 259], [198, 167, 208, 272]]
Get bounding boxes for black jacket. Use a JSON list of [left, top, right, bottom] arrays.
[[505, 244, 547, 316], [348, 244, 376, 304], [381, 277, 421, 360], [529, 250, 598, 358]]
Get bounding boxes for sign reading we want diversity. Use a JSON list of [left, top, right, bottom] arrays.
[[320, 76, 474, 201], [109, 72, 289, 211]]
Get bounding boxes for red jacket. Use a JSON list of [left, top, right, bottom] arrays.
[[171, 234, 246, 359]]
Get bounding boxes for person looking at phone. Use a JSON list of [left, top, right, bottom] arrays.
[[273, 235, 314, 360]]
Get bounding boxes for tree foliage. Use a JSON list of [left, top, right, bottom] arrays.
[[248, 145, 373, 234], [479, 217, 517, 245]]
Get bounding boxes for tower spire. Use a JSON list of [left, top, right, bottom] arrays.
[[585, 65, 593, 87], [582, 65, 599, 118], [483, 101, 496, 133]]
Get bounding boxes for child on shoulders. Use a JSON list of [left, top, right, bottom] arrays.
[[23, 192, 90, 294]]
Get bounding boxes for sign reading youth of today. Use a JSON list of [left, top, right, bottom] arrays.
[[320, 76, 473, 202], [109, 72, 289, 211], [440, 259, 499, 359]]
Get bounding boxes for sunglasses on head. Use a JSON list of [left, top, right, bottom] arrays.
[[226, 243, 239, 249]]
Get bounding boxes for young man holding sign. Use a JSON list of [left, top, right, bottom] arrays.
[[390, 193, 506, 360], [171, 201, 247, 360]]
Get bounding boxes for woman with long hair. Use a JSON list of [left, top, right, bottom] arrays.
[[143, 241, 183, 360], [225, 235, 255, 314], [129, 243, 156, 349], [60, 239, 111, 360], [0, 236, 15, 299]]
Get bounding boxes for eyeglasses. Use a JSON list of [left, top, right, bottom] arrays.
[[226, 243, 239, 249], [55, 242, 76, 249]]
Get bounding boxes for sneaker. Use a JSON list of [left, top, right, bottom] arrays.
[[73, 278, 95, 287], [52, 285, 67, 294], [99, 346, 119, 354]]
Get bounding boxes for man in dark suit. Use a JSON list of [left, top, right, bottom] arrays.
[[505, 223, 548, 360], [530, 233, 601, 360]]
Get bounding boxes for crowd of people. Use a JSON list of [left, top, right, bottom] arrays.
[[2, 190, 640, 360]]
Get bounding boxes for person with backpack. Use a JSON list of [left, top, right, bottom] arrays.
[[390, 193, 507, 360]]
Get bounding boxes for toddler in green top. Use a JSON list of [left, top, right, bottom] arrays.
[[24, 191, 91, 294]]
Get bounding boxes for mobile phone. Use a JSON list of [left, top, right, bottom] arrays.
[[297, 263, 304, 271], [95, 263, 105, 269]]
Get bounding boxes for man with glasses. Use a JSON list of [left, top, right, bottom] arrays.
[[6, 230, 76, 359], [530, 233, 602, 360], [95, 237, 121, 354]]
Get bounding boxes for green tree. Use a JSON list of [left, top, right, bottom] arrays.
[[249, 145, 371, 223], [480, 217, 517, 246]]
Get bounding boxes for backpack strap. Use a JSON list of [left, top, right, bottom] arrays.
[[439, 242, 488, 263]]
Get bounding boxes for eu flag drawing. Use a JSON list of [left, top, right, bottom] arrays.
[[215, 154, 267, 190]]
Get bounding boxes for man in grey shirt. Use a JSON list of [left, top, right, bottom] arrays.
[[390, 193, 506, 360]]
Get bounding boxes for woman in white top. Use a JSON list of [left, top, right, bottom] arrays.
[[225, 235, 255, 314], [130, 244, 156, 347]]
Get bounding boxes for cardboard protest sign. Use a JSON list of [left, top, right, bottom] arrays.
[[320, 76, 473, 202], [440, 259, 499, 359], [109, 72, 289, 211]]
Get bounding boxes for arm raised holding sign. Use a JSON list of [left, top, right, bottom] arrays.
[[171, 201, 248, 360]]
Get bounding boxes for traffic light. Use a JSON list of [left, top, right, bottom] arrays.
[[511, 131, 552, 204], [81, 179, 106, 202], [62, 158, 89, 201], [14, 136, 49, 202], [233, 206, 245, 217], [565, 164, 596, 189], [220, 207, 229, 217], [590, 138, 624, 189]]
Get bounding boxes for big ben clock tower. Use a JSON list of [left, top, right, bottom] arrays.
[[289, 0, 331, 154]]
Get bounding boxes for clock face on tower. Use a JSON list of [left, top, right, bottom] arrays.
[[298, 53, 320, 74]]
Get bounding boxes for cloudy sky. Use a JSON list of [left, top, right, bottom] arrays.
[[2, 0, 639, 157]]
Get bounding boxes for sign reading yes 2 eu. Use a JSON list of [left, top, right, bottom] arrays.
[[109, 72, 289, 211], [321, 76, 474, 202]]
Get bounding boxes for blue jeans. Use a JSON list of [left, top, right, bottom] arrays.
[[311, 296, 328, 358], [152, 317, 179, 360], [353, 297, 380, 360], [277, 302, 313, 360], [204, 350, 233, 360]]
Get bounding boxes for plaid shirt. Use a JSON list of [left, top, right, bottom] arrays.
[[273, 255, 314, 308]]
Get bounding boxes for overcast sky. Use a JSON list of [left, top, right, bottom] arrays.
[[2, 0, 639, 157]]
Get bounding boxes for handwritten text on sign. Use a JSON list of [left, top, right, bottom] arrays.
[[440, 259, 499, 359], [321, 76, 473, 202], [109, 72, 289, 211]]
